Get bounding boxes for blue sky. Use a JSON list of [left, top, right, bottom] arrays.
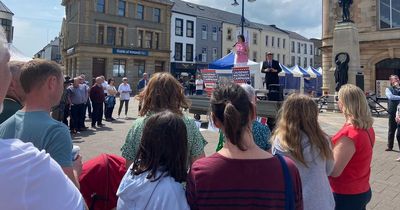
[[5, 0, 321, 57]]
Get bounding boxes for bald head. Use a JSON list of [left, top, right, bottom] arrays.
[[96, 77, 103, 85]]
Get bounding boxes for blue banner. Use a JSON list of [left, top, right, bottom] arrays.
[[112, 48, 149, 56]]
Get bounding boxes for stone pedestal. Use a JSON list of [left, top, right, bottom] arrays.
[[329, 22, 361, 94]]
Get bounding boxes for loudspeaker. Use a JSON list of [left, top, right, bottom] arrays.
[[356, 73, 364, 91], [267, 84, 283, 101]]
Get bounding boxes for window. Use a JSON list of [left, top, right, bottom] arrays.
[[113, 59, 126, 77], [154, 33, 160, 49], [227, 28, 232, 41], [310, 58, 313, 66], [212, 27, 217, 41], [253, 51, 257, 61], [186, 21, 194, 38], [265, 35, 268, 46], [175, 43, 183, 61], [186, 44, 193, 62], [277, 54, 280, 62], [380, 0, 400, 29], [118, 28, 124, 46], [212, 48, 218, 61], [201, 25, 207, 40], [277, 38, 280, 48], [310, 44, 313, 55], [135, 60, 145, 77], [138, 30, 143, 48], [107, 27, 116, 45], [253, 33, 257, 45], [145, 32, 152, 48], [175, 18, 183, 36], [97, 0, 105, 13], [291, 56, 295, 66], [201, 48, 207, 62], [283, 55, 286, 65], [304, 44, 307, 54], [153, 8, 161, 23], [118, 1, 126, 16], [97, 25, 104, 44], [304, 57, 307, 68], [137, 4, 144, 19], [272, 36, 275, 47], [283, 39, 286, 49], [297, 42, 301, 53], [298, 57, 301, 66], [291, 41, 295, 53]]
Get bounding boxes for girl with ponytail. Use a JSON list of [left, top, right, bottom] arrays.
[[186, 82, 303, 210]]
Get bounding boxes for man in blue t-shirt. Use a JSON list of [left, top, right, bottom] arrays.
[[0, 59, 82, 188]]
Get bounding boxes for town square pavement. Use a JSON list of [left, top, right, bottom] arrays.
[[74, 98, 400, 210]]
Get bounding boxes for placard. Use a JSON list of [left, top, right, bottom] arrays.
[[201, 69, 218, 97], [376, 80, 390, 98], [232, 66, 250, 84]]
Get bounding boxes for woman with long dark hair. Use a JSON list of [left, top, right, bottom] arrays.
[[117, 110, 189, 209], [186, 82, 303, 210]]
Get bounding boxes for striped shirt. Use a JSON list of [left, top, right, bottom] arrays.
[[186, 153, 303, 210]]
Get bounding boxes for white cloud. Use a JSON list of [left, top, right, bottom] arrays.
[[185, 0, 322, 39]]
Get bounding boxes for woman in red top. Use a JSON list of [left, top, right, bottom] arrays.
[[329, 84, 375, 210], [186, 82, 303, 210]]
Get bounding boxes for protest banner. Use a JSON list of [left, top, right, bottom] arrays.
[[201, 69, 218, 97], [232, 66, 250, 84]]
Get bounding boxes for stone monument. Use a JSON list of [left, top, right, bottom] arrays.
[[329, 0, 361, 93]]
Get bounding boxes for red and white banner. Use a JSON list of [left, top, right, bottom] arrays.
[[232, 66, 250, 84]]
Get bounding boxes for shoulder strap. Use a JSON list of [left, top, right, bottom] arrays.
[[276, 154, 295, 210]]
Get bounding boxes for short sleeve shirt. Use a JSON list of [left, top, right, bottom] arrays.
[[0, 139, 84, 210], [329, 124, 375, 194], [0, 111, 73, 167], [121, 114, 207, 162]]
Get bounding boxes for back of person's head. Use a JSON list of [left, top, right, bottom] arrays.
[[273, 94, 333, 166], [240, 84, 256, 103], [137, 72, 190, 116], [211, 82, 254, 151], [132, 110, 188, 183], [20, 59, 62, 94], [7, 61, 26, 98], [338, 84, 373, 129]]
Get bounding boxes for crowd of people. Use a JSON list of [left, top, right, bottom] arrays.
[[0, 32, 379, 210]]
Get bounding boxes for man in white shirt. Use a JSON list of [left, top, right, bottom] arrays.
[[0, 39, 85, 209], [195, 75, 204, 96]]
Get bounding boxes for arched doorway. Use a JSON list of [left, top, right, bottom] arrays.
[[375, 58, 400, 98]]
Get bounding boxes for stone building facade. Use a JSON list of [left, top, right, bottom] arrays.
[[322, 0, 400, 97], [61, 0, 172, 88]]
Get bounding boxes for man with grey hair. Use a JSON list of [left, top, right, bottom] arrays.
[[0, 61, 26, 124], [68, 76, 89, 134], [240, 84, 272, 151], [90, 77, 105, 128], [0, 59, 82, 189]]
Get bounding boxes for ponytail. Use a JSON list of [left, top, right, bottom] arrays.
[[211, 82, 253, 151], [223, 102, 246, 150]]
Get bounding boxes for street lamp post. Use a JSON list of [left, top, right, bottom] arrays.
[[232, 0, 256, 36]]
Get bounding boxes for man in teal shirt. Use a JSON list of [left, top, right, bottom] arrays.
[[0, 61, 26, 124], [0, 59, 82, 188]]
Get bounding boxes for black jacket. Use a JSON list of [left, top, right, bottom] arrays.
[[261, 59, 282, 87]]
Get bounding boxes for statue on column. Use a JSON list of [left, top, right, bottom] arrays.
[[338, 0, 353, 22], [334, 52, 350, 92]]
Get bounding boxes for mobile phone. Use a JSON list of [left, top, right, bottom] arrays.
[[71, 145, 80, 161]]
